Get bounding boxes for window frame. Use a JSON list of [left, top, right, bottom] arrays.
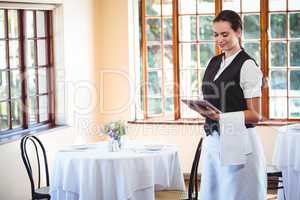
[[137, 0, 300, 123], [0, 8, 55, 137]]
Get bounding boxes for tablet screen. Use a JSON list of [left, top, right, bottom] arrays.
[[181, 99, 221, 113]]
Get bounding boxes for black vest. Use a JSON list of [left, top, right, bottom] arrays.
[[201, 50, 256, 135]]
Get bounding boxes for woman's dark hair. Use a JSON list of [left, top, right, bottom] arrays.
[[213, 10, 243, 47], [213, 10, 243, 31]]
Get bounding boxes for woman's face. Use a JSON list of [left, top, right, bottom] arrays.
[[213, 21, 241, 52]]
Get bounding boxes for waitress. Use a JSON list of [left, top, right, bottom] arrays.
[[192, 10, 267, 200]]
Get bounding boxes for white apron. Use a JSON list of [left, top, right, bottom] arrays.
[[199, 128, 267, 200]]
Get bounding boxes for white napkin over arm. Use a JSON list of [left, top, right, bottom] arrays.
[[219, 111, 252, 166]]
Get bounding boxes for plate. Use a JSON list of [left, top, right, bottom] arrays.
[[71, 145, 97, 150], [144, 144, 164, 151]]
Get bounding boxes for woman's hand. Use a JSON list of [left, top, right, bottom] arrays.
[[203, 106, 220, 121], [187, 104, 220, 120]]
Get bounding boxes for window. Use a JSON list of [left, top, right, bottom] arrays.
[[0, 9, 54, 134], [137, 0, 300, 122], [268, 0, 300, 119]]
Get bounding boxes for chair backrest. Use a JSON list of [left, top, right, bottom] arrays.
[[20, 135, 50, 198], [187, 137, 203, 200]]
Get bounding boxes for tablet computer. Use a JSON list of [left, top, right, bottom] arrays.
[[181, 99, 222, 113]]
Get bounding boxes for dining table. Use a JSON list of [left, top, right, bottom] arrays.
[[272, 124, 300, 200], [50, 140, 185, 200]]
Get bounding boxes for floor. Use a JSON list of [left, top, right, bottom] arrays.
[[155, 182, 279, 200], [155, 191, 279, 200]]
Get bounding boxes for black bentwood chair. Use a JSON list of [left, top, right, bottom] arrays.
[[20, 135, 51, 200], [182, 137, 203, 200], [267, 165, 286, 200]]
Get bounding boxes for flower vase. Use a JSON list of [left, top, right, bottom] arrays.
[[108, 138, 122, 152]]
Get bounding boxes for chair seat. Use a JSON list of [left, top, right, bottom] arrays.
[[156, 190, 202, 200], [36, 186, 50, 194], [267, 165, 282, 177], [34, 186, 51, 199], [155, 190, 187, 200]]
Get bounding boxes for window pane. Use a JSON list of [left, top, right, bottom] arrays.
[[147, 44, 161, 68], [165, 97, 174, 113], [290, 42, 300, 66], [0, 101, 9, 131], [290, 13, 300, 38], [163, 18, 172, 41], [0, 41, 6, 69], [242, 0, 259, 12], [165, 83, 174, 97], [290, 70, 300, 96], [36, 11, 45, 37], [0, 71, 8, 100], [269, 70, 287, 96], [39, 95, 48, 122], [197, 0, 215, 14], [244, 42, 260, 66], [9, 40, 20, 67], [146, 0, 161, 16], [269, 0, 286, 11], [38, 68, 47, 94], [146, 18, 161, 41], [180, 69, 198, 97], [8, 10, 19, 38], [10, 70, 21, 98], [28, 96, 37, 124], [148, 97, 162, 115], [25, 11, 34, 38], [270, 97, 287, 118], [289, 98, 300, 118], [180, 43, 197, 68], [270, 42, 286, 67], [0, 10, 5, 38], [11, 99, 22, 128], [200, 43, 214, 68], [198, 15, 214, 40], [270, 13, 286, 39], [243, 15, 260, 39], [222, 0, 240, 12], [26, 40, 36, 67], [179, 16, 196, 41], [27, 69, 37, 96], [179, 0, 196, 14], [136, 95, 144, 120], [199, 68, 206, 84], [37, 39, 46, 66], [147, 71, 162, 96], [163, 44, 173, 67], [162, 0, 172, 16], [164, 68, 174, 96], [289, 0, 300, 10]]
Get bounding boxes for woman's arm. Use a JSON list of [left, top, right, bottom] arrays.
[[244, 97, 261, 124]]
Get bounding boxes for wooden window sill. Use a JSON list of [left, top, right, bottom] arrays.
[[0, 124, 68, 144], [128, 119, 300, 126]]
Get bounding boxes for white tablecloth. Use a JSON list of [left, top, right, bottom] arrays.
[[272, 125, 300, 200], [50, 141, 185, 200]]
